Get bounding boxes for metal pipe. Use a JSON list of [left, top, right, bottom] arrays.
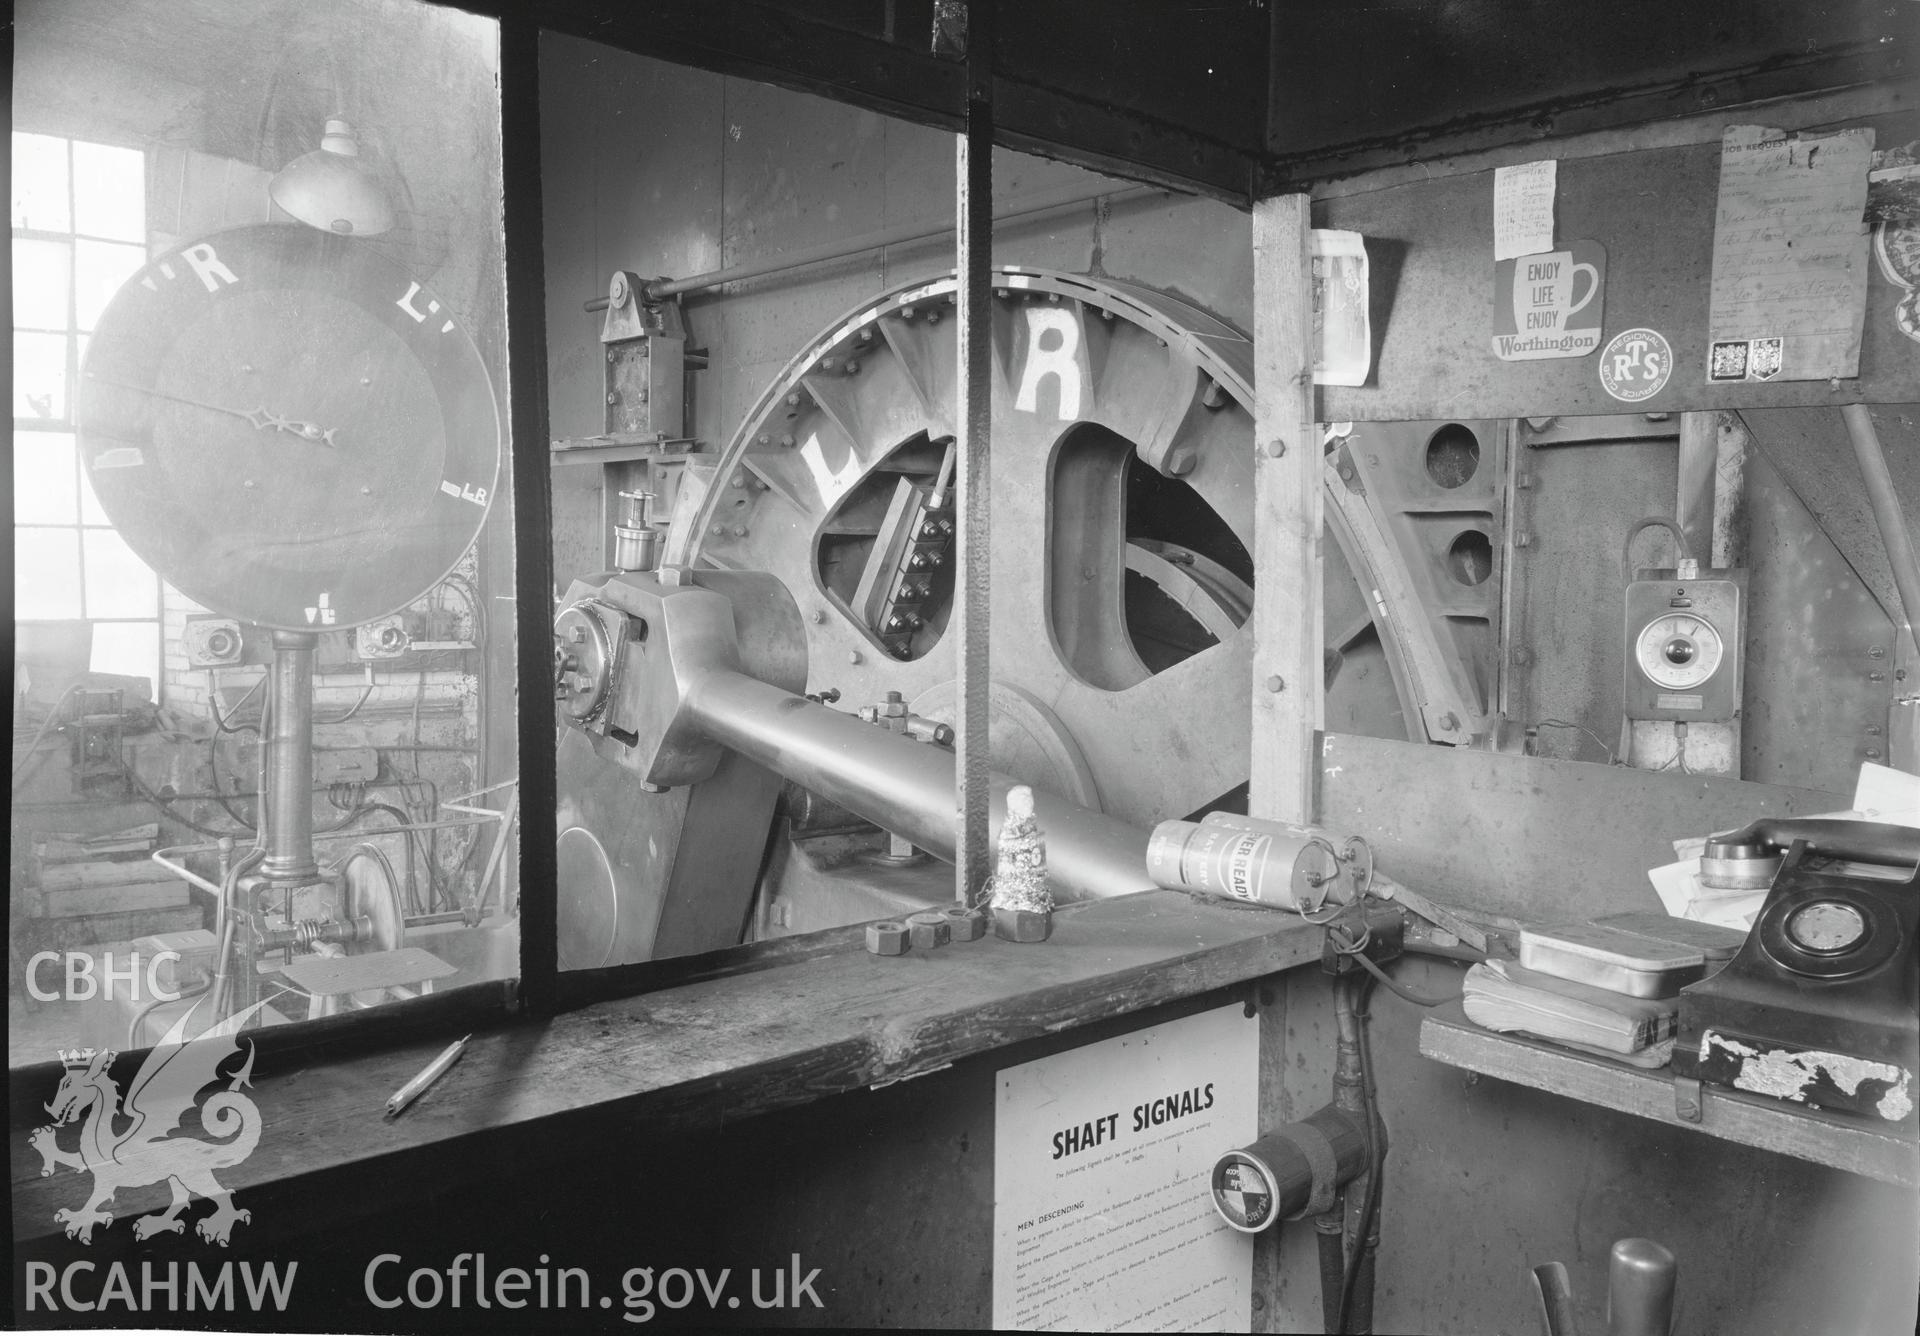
[[151, 846, 229, 898], [1315, 1214, 1347, 1334], [682, 668, 1155, 902], [466, 781, 519, 923], [262, 631, 319, 881], [1841, 402, 1920, 662], [582, 184, 1156, 310]]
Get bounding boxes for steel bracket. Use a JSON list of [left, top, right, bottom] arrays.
[[1672, 1072, 1704, 1123]]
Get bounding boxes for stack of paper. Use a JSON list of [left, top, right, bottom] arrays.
[[1645, 762, 1919, 929]]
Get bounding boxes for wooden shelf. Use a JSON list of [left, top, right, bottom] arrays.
[[1419, 1004, 1920, 1188]]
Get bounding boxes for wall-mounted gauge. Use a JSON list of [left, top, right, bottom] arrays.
[[1622, 575, 1743, 722], [1634, 611, 1725, 691]]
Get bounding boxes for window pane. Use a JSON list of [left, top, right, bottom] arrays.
[[82, 527, 161, 617], [13, 2, 514, 1067], [11, 132, 70, 231], [12, 238, 72, 328], [71, 140, 145, 241], [13, 431, 79, 523], [74, 238, 146, 331], [13, 330, 69, 420], [78, 445, 111, 525], [90, 620, 161, 690], [14, 527, 83, 619]]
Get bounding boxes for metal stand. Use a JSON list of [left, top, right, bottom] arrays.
[[262, 631, 321, 883]]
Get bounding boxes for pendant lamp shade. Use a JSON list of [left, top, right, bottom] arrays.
[[269, 118, 394, 236]]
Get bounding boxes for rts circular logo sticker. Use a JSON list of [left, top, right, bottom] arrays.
[[1598, 327, 1673, 403]]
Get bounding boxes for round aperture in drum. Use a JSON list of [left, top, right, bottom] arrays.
[[1445, 530, 1494, 586], [1424, 423, 1481, 489]]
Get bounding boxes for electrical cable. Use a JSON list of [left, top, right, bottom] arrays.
[[123, 748, 399, 841], [1332, 974, 1379, 1334], [1532, 718, 1617, 765], [1354, 947, 1456, 1007], [116, 755, 254, 838], [1339, 975, 1387, 1335], [1619, 515, 1693, 581], [206, 669, 264, 734], [1328, 931, 1464, 1008], [313, 664, 377, 725], [207, 733, 260, 829]]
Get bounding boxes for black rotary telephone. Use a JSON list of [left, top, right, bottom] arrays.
[[1673, 818, 1918, 1124]]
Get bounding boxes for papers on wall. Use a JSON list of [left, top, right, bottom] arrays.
[[1853, 761, 1920, 827], [1707, 125, 1874, 384], [1493, 159, 1557, 261], [992, 1005, 1256, 1332], [1311, 229, 1371, 386]]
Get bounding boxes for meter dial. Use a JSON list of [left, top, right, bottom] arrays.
[[76, 224, 500, 631], [1633, 612, 1725, 690]]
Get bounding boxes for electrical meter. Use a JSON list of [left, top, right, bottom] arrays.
[[1622, 569, 1742, 722]]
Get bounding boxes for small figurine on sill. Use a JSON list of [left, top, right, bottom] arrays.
[[989, 785, 1052, 942]]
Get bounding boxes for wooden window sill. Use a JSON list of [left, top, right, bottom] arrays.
[[12, 889, 1320, 1245]]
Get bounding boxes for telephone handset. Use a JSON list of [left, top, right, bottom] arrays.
[[1703, 818, 1920, 874]]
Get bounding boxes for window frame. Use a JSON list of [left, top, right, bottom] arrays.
[[11, 130, 165, 691], [6, 4, 541, 1074]]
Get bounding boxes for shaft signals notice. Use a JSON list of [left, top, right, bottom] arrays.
[[994, 1007, 1256, 1331]]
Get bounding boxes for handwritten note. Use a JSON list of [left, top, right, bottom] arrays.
[[1708, 125, 1874, 382], [1494, 159, 1557, 261]]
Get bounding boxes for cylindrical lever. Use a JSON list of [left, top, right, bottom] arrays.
[[613, 490, 661, 573], [1607, 1237, 1676, 1336]]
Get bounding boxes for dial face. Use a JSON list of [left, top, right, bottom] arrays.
[[76, 224, 500, 631], [1633, 612, 1725, 690], [1785, 900, 1867, 954]]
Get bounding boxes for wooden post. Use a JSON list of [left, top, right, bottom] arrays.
[[1250, 195, 1320, 1331], [1249, 195, 1322, 826]]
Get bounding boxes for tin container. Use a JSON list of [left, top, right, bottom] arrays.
[[1592, 911, 1748, 962], [1146, 815, 1340, 910], [1517, 922, 1707, 998]]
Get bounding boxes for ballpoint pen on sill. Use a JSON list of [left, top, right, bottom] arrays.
[[385, 1035, 471, 1119]]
